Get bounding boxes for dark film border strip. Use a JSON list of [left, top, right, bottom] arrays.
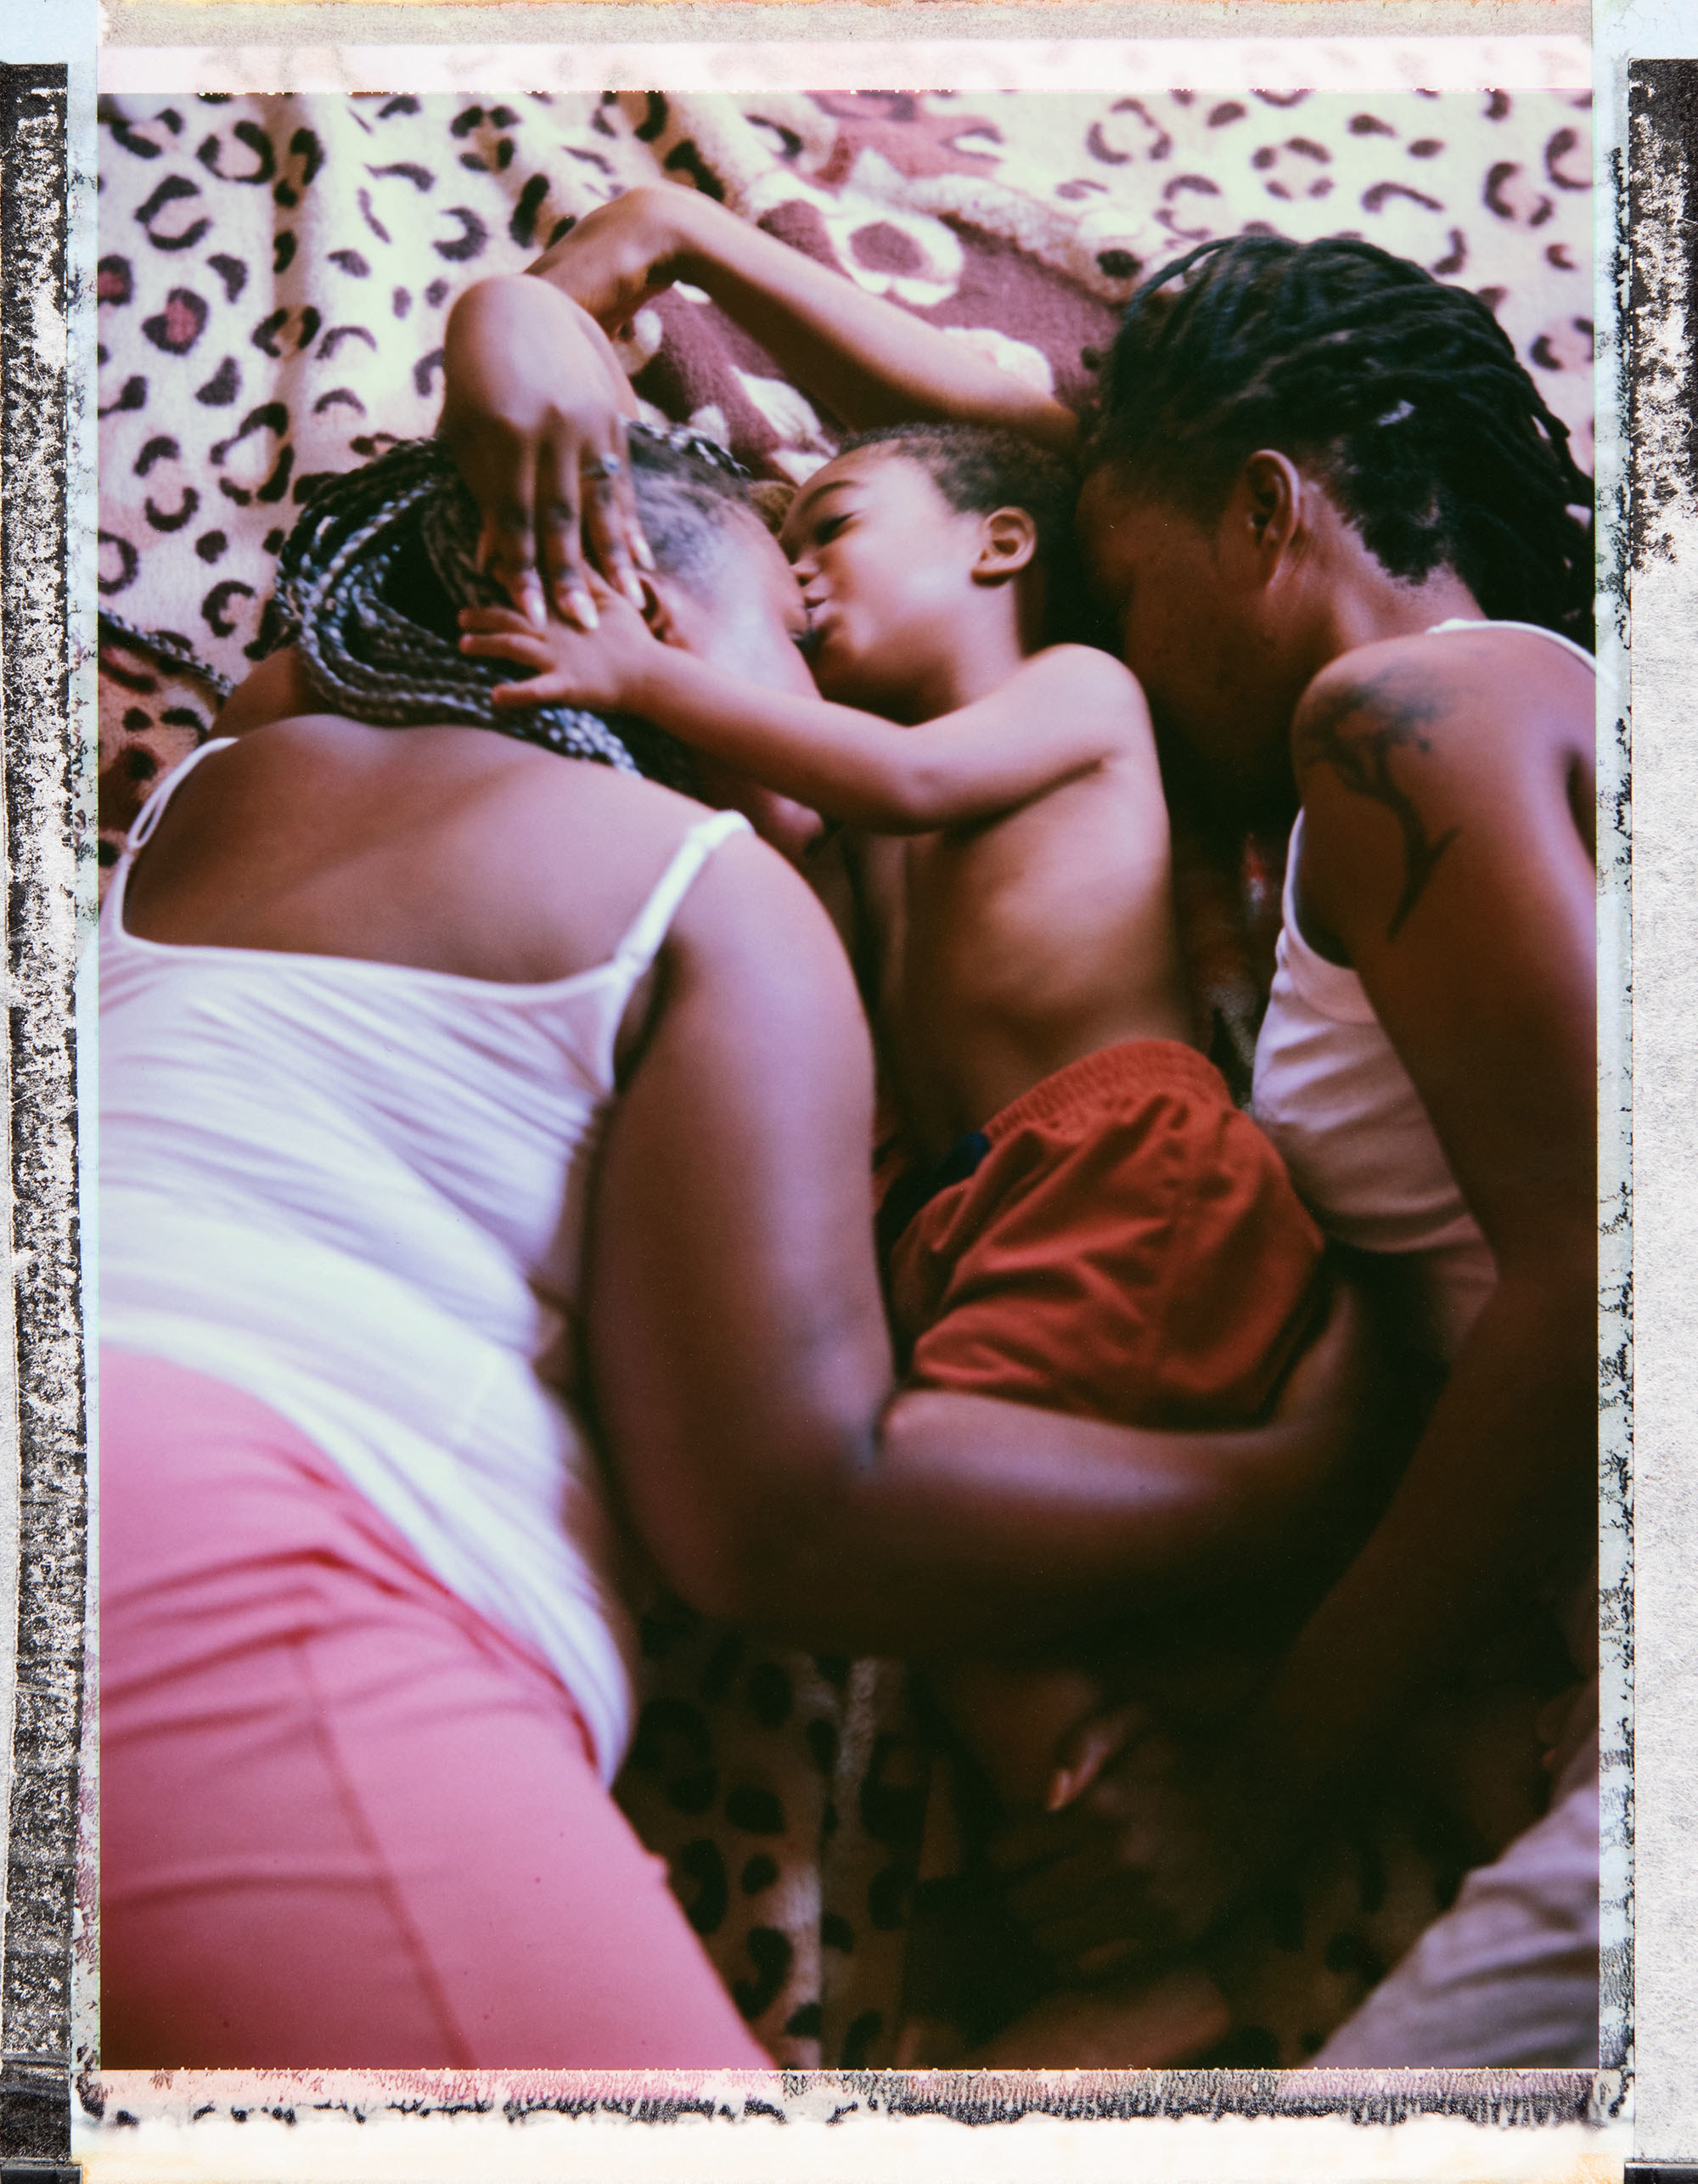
[[0, 59, 85, 2184], [1628, 62, 1698, 567], [1624, 53, 1698, 2165]]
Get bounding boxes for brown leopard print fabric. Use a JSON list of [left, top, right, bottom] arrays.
[[98, 89, 1593, 2069]]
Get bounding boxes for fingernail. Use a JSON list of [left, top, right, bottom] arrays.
[[1045, 1769, 1075, 1815], [568, 588, 599, 630], [622, 572, 647, 611], [633, 537, 657, 572]]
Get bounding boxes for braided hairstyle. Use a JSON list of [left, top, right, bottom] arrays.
[[270, 425, 757, 790], [1093, 235, 1594, 649]]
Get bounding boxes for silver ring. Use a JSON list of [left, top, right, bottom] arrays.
[[582, 452, 623, 484]]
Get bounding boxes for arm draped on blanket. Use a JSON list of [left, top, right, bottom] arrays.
[[530, 184, 1079, 454]]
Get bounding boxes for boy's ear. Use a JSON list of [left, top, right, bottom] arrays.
[[972, 506, 1039, 586]]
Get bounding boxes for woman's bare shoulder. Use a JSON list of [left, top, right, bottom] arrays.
[[1296, 622, 1592, 795], [1301, 622, 1591, 725]]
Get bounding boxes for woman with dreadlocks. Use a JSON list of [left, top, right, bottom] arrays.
[[99, 273, 1365, 2066], [444, 186, 1597, 2064]]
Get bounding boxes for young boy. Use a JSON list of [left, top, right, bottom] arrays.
[[459, 424, 1327, 1814]]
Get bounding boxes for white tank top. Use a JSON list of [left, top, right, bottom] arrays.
[[1251, 618, 1594, 1366], [98, 739, 751, 1782]]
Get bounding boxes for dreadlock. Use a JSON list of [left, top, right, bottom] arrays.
[[1094, 234, 1594, 649], [270, 424, 757, 791]]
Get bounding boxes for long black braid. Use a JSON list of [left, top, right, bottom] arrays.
[[270, 425, 756, 790], [1094, 235, 1594, 649]]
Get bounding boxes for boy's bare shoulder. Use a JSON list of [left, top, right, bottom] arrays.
[[1015, 644, 1152, 735]]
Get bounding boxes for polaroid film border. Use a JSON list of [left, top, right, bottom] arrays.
[[0, 54, 87, 2184], [68, 40, 1645, 2171]]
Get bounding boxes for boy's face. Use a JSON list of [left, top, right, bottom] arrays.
[[778, 449, 987, 712]]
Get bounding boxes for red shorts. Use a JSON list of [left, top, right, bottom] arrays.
[[884, 1039, 1325, 1427]]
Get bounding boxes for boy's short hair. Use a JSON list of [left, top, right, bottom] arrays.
[[835, 423, 1079, 577]]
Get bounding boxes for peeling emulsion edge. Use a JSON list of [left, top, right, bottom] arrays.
[[0, 59, 91, 2172], [1595, 45, 1643, 2092]]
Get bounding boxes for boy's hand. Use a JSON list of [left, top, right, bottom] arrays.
[[458, 578, 659, 716]]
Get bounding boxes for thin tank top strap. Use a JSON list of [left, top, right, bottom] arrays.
[[610, 808, 752, 982], [126, 738, 236, 853], [1280, 809, 1305, 932], [1424, 616, 1596, 673]]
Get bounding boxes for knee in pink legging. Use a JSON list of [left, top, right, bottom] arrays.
[[99, 1349, 770, 2069]]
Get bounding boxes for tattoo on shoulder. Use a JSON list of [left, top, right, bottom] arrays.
[[1296, 670, 1459, 942]]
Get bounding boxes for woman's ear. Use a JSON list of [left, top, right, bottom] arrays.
[[972, 506, 1039, 586], [1234, 451, 1305, 578], [638, 572, 682, 645]]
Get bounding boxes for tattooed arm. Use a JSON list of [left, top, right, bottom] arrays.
[[1291, 664, 1460, 942], [995, 628, 1597, 1967], [1257, 628, 1597, 1741]]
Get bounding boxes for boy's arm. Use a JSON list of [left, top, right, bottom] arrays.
[[529, 185, 1079, 457], [627, 642, 1139, 830], [441, 189, 1074, 633], [460, 599, 1141, 830]]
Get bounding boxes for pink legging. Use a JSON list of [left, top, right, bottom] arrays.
[[100, 1348, 771, 2069]]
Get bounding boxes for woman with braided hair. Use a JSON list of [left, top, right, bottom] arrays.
[[98, 269, 1365, 2065], [445, 189, 1597, 2063]]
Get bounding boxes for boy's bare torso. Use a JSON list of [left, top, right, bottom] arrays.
[[843, 723, 1194, 1167]]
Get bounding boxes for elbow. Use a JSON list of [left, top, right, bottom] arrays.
[[444, 273, 526, 337], [649, 1426, 874, 1633], [643, 1488, 774, 1627], [868, 759, 959, 835]]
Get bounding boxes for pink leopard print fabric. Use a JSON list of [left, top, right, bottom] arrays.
[[98, 89, 1592, 811], [98, 88, 1594, 2069]]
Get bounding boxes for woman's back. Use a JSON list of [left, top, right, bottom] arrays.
[[102, 717, 758, 1775]]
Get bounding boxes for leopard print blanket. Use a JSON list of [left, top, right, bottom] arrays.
[[97, 87, 1594, 2069]]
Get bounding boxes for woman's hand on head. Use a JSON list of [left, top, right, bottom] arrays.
[[459, 577, 658, 716], [440, 276, 655, 630]]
